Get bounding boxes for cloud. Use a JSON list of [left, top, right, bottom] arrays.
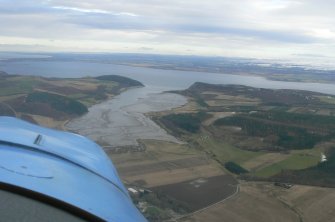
[[52, 6, 110, 14], [0, 0, 334, 60], [52, 6, 138, 16], [139, 47, 153, 51], [171, 25, 316, 43]]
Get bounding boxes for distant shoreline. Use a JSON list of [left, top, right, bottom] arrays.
[[2, 54, 335, 84], [107, 62, 335, 84]]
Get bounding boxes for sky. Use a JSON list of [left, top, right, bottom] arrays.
[[0, 0, 335, 60]]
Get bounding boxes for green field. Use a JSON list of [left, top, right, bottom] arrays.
[[157, 82, 335, 185], [192, 134, 263, 165], [0, 77, 39, 96], [317, 95, 335, 104], [255, 153, 319, 177]]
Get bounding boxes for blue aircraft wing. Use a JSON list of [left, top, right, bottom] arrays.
[[0, 117, 147, 222]]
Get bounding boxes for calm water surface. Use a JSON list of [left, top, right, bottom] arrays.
[[1, 60, 335, 94]]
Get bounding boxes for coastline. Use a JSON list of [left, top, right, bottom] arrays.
[[62, 85, 144, 131], [100, 62, 335, 84], [65, 86, 188, 149]]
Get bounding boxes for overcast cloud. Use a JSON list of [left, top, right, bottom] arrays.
[[0, 0, 334, 60]]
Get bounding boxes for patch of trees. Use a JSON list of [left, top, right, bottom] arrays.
[[251, 111, 335, 131], [224, 161, 248, 175], [214, 115, 325, 149], [26, 92, 88, 116], [160, 112, 209, 133], [316, 148, 335, 174], [132, 191, 190, 221]]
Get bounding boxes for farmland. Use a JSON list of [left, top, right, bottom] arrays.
[[180, 182, 335, 222], [0, 73, 143, 128], [142, 82, 335, 220], [157, 82, 335, 182], [152, 175, 237, 211], [109, 139, 233, 220], [3, 72, 335, 221]]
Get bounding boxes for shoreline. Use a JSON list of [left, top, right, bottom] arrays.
[[63, 85, 144, 131], [65, 86, 188, 149], [90, 61, 335, 85]]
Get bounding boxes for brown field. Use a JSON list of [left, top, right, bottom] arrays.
[[42, 79, 100, 91], [26, 114, 68, 129], [172, 100, 199, 113], [202, 92, 260, 107], [109, 140, 231, 187], [117, 156, 211, 177], [180, 182, 298, 222], [206, 100, 258, 107], [316, 109, 332, 116], [276, 185, 335, 222], [0, 94, 24, 102], [148, 99, 199, 118], [179, 182, 335, 222], [288, 106, 332, 116], [122, 164, 224, 188], [152, 175, 238, 211], [202, 91, 260, 102]]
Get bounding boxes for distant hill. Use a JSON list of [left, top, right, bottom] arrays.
[[0, 73, 144, 123], [26, 91, 88, 116], [95, 75, 144, 87], [0, 71, 8, 77]]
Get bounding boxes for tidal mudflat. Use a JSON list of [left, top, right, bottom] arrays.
[[66, 87, 187, 148]]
